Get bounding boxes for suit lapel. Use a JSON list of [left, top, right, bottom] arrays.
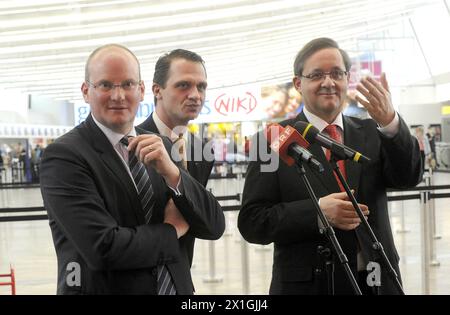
[[82, 115, 144, 223], [140, 113, 159, 134]]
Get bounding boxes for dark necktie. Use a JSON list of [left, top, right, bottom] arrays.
[[120, 136, 176, 295], [323, 124, 347, 192]]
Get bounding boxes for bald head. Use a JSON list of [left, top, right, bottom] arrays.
[[84, 44, 141, 82]]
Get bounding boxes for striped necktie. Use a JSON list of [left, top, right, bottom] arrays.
[[120, 136, 176, 295]]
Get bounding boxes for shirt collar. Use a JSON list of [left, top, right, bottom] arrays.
[[91, 114, 136, 147], [153, 111, 188, 142], [302, 106, 344, 133]]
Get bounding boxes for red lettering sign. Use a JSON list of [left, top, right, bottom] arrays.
[[214, 92, 258, 116]]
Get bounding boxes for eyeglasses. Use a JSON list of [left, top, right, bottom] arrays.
[[300, 69, 348, 81], [86, 79, 141, 92]]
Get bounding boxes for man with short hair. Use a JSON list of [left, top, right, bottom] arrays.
[[40, 44, 224, 295], [238, 38, 423, 295], [139, 49, 214, 188], [139, 49, 217, 274]]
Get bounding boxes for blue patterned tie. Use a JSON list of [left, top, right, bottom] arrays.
[[120, 136, 176, 295]]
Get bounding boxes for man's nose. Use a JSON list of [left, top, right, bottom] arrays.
[[188, 87, 201, 100], [321, 74, 336, 87], [110, 85, 125, 100]]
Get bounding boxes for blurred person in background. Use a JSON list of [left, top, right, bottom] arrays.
[[261, 85, 288, 120]]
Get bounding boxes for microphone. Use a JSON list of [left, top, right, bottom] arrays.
[[294, 121, 370, 164], [265, 123, 324, 172]]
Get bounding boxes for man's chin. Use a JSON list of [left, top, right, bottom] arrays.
[[108, 117, 134, 130], [185, 111, 200, 121], [317, 104, 336, 112]]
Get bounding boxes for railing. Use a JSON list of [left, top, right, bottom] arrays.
[[0, 163, 40, 185], [0, 206, 46, 222], [0, 170, 449, 294], [0, 264, 16, 295]]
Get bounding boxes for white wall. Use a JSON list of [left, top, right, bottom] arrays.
[[394, 82, 444, 126], [398, 102, 442, 126], [29, 95, 73, 126]]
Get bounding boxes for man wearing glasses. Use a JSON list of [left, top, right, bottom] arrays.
[[40, 44, 224, 294], [238, 38, 422, 295]]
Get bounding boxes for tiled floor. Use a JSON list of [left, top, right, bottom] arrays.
[[0, 171, 449, 295]]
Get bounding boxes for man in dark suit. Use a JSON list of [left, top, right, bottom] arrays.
[[40, 44, 224, 294], [238, 38, 423, 295], [138, 49, 215, 277], [138, 49, 214, 188]]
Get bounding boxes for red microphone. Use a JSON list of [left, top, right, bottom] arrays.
[[265, 123, 323, 171]]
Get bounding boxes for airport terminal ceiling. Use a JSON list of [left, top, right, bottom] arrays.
[[0, 0, 449, 103]]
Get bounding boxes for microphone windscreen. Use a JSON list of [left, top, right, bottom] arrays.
[[294, 121, 319, 144]]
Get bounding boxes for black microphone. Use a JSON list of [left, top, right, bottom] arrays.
[[294, 121, 370, 164]]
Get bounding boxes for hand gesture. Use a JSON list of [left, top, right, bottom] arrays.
[[355, 72, 395, 127], [320, 191, 369, 231], [163, 198, 189, 238], [127, 135, 180, 188]]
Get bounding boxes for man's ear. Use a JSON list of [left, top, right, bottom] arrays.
[[81, 82, 89, 103], [139, 80, 145, 102], [152, 83, 162, 101], [293, 76, 302, 95]]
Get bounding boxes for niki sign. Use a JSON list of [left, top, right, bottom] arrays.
[[74, 84, 269, 125], [214, 91, 258, 116]]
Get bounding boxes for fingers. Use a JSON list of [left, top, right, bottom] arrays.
[[340, 201, 368, 213], [128, 134, 161, 153], [357, 77, 386, 101], [127, 135, 166, 163], [355, 74, 395, 126], [330, 190, 354, 201], [128, 135, 180, 187], [355, 76, 384, 111], [325, 199, 370, 231], [380, 72, 390, 92], [342, 189, 355, 201], [164, 198, 190, 238]]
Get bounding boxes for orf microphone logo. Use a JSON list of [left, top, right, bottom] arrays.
[[270, 133, 287, 152], [366, 261, 381, 287]]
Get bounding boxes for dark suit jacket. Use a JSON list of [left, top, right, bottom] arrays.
[[238, 111, 423, 295], [40, 114, 224, 294], [138, 114, 215, 269]]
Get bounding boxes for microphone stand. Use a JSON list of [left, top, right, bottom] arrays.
[[329, 155, 405, 295], [293, 158, 362, 295]]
